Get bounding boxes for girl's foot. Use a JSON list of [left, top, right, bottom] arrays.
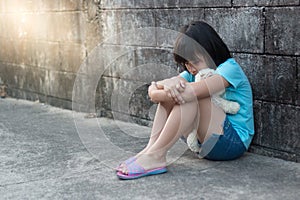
[[116, 144, 155, 172], [119, 153, 166, 175], [115, 156, 136, 171]]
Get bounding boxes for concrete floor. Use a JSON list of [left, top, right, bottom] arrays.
[[0, 98, 299, 200]]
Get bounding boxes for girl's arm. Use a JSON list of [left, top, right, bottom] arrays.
[[178, 74, 230, 103], [148, 75, 187, 103], [148, 82, 174, 103], [155, 76, 187, 103]]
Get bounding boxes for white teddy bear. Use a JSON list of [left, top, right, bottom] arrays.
[[186, 68, 240, 153]]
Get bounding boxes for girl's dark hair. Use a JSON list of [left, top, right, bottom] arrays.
[[173, 21, 231, 70]]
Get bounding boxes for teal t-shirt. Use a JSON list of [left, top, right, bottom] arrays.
[[180, 58, 254, 149]]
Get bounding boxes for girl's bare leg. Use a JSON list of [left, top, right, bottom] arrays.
[[197, 97, 226, 143], [142, 101, 176, 151], [120, 97, 226, 173], [121, 101, 199, 173], [118, 101, 175, 170]]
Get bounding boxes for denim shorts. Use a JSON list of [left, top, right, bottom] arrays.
[[198, 116, 247, 161]]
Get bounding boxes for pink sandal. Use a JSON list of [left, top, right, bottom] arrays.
[[115, 157, 136, 172], [116, 159, 167, 180]]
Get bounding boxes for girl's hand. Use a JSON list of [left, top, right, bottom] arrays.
[[176, 74, 230, 104], [148, 82, 158, 96], [156, 77, 186, 102], [148, 82, 159, 103], [177, 83, 197, 104], [148, 82, 177, 103]]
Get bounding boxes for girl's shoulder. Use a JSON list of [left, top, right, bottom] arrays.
[[218, 58, 239, 68], [217, 58, 243, 74]]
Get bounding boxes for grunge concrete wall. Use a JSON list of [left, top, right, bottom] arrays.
[[0, 0, 101, 109], [0, 0, 299, 162]]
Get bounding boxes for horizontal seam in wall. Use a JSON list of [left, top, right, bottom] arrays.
[[232, 5, 300, 8], [232, 51, 300, 58], [101, 109, 152, 122], [8, 87, 72, 102], [254, 99, 300, 107], [99, 6, 230, 11], [98, 5, 300, 11], [0, 10, 86, 14], [0, 61, 81, 75], [0, 38, 85, 45], [250, 144, 298, 155]]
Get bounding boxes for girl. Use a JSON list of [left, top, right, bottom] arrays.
[[116, 21, 254, 180]]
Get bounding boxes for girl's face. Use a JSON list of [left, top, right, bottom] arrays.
[[184, 55, 208, 75]]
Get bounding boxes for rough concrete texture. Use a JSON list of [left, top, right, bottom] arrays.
[[265, 7, 300, 55], [232, 0, 299, 6], [0, 98, 299, 200]]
